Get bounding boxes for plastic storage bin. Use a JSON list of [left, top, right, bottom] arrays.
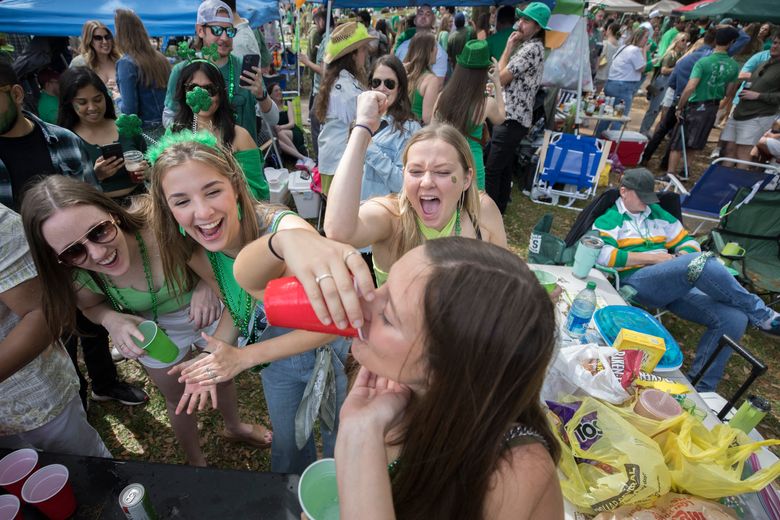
[[602, 130, 648, 167], [288, 170, 321, 219], [264, 167, 290, 204]]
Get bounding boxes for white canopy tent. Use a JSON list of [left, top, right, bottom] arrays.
[[644, 0, 684, 15], [599, 0, 645, 12]]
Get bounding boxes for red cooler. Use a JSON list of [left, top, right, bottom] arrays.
[[602, 130, 648, 167]]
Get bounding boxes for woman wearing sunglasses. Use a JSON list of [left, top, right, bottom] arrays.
[[361, 55, 420, 200], [70, 21, 121, 99], [114, 9, 171, 136], [20, 176, 272, 466], [171, 61, 269, 201], [58, 67, 146, 202]]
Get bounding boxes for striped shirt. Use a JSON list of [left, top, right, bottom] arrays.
[[593, 198, 700, 278]]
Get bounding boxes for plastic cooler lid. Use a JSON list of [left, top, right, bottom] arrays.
[[288, 170, 312, 191], [593, 305, 683, 371], [602, 130, 648, 143], [265, 168, 289, 184]]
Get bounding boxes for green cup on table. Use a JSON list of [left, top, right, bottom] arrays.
[[532, 270, 558, 294], [299, 458, 339, 520], [131, 321, 178, 363]]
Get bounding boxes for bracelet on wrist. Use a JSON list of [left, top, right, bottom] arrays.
[[268, 231, 284, 262], [353, 123, 375, 137]]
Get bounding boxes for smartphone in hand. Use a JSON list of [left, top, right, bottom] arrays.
[[240, 54, 261, 86], [99, 142, 124, 162]]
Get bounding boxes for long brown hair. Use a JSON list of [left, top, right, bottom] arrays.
[[149, 140, 279, 291], [114, 9, 171, 88], [374, 123, 480, 262], [390, 237, 559, 519], [79, 21, 121, 70], [369, 55, 413, 133], [434, 64, 488, 136], [20, 176, 146, 337], [314, 49, 367, 122], [403, 32, 436, 97]]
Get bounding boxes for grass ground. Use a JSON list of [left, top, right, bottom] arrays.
[[88, 90, 778, 470]]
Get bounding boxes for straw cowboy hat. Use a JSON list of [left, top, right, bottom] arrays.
[[324, 22, 377, 64]]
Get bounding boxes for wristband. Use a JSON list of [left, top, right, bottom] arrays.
[[268, 231, 284, 262], [353, 124, 374, 137]]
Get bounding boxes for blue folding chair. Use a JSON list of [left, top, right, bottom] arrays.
[[531, 131, 610, 208], [665, 158, 779, 232]]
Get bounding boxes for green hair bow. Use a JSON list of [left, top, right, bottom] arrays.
[[116, 114, 143, 137], [145, 129, 219, 166]]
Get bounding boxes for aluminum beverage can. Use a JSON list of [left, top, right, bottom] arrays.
[[119, 483, 158, 520]]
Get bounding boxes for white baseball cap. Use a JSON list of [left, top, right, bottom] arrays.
[[197, 0, 233, 25]]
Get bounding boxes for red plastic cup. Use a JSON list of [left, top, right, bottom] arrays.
[[21, 464, 76, 520], [265, 276, 358, 337], [0, 448, 39, 498], [0, 494, 21, 520]]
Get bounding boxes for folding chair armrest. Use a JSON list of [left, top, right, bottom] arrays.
[[595, 265, 620, 291], [663, 173, 690, 196], [689, 335, 767, 420]]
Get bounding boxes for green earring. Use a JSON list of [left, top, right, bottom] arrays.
[[178, 224, 186, 236], [237, 202, 243, 222]]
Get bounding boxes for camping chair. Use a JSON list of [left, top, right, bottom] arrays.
[[257, 114, 282, 169], [531, 131, 611, 208], [664, 158, 779, 233], [706, 186, 780, 308]]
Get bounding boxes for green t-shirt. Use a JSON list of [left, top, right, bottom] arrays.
[[487, 27, 513, 61], [656, 27, 678, 62], [37, 91, 59, 124], [165, 55, 258, 143], [689, 52, 739, 103]]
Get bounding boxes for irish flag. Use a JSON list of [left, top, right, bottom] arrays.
[[546, 0, 585, 49]]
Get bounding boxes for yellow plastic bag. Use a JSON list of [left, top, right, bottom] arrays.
[[602, 397, 687, 438], [548, 396, 671, 513], [661, 415, 780, 499]]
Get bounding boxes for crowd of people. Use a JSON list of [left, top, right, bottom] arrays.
[[1, 0, 779, 517]]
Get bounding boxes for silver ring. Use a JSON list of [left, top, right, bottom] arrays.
[[206, 368, 216, 380], [315, 273, 334, 285], [344, 250, 360, 262]]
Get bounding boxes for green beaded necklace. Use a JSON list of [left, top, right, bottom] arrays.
[[206, 251, 254, 338], [100, 232, 159, 322], [226, 58, 235, 102]]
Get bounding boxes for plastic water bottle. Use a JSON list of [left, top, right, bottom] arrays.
[[566, 281, 597, 339]]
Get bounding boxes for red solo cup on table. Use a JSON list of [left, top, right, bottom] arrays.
[[0, 448, 39, 498], [21, 464, 76, 520], [0, 494, 22, 520], [265, 276, 359, 337]]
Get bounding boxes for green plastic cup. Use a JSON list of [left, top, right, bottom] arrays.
[[298, 458, 339, 520], [131, 321, 179, 363], [532, 270, 558, 294]]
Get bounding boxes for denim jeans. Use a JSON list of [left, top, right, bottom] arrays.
[[595, 79, 641, 136], [623, 253, 771, 392], [260, 333, 350, 474], [639, 74, 670, 136]]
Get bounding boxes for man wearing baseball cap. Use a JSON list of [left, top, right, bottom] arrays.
[[592, 168, 780, 391], [163, 0, 276, 144]]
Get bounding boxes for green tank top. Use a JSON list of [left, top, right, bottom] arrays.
[[233, 148, 269, 201], [410, 72, 432, 121], [467, 123, 486, 190], [372, 211, 459, 287], [74, 269, 191, 316]]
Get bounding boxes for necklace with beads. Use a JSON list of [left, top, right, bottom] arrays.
[[206, 251, 254, 338], [100, 232, 159, 322], [226, 58, 235, 102]]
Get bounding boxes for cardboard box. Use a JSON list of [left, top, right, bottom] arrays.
[[613, 328, 666, 373]]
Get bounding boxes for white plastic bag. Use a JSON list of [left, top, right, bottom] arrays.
[[547, 345, 631, 404], [542, 17, 594, 92]]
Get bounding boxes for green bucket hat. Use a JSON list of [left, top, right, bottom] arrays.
[[456, 40, 491, 69], [324, 22, 377, 64], [517, 2, 552, 31]]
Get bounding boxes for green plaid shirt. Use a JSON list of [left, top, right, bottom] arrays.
[[0, 111, 99, 210]]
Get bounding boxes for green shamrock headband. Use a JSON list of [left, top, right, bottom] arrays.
[[145, 129, 220, 166], [115, 113, 159, 145], [177, 41, 220, 67]]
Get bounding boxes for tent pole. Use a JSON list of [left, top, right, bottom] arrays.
[[575, 16, 584, 129], [326, 0, 332, 36]]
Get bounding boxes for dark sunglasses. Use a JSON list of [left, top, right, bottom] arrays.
[[205, 25, 237, 38], [56, 219, 119, 265], [92, 34, 113, 42], [370, 78, 397, 90], [186, 83, 221, 97]]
